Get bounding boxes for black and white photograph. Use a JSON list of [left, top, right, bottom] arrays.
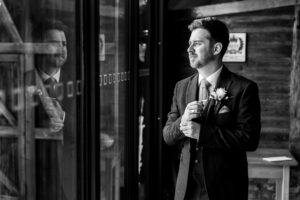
[[0, 0, 300, 200]]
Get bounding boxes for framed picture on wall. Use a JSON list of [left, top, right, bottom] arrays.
[[223, 33, 246, 62]]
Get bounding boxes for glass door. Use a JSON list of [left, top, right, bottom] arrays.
[[99, 0, 133, 199], [0, 0, 82, 199], [99, 0, 165, 199], [138, 0, 164, 199]]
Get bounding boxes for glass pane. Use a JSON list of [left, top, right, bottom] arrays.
[[0, 61, 20, 198], [138, 2, 149, 200], [100, 0, 129, 199], [0, 0, 81, 199]]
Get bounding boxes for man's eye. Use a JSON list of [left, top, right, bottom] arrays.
[[189, 41, 201, 46]]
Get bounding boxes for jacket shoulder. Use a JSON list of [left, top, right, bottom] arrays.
[[229, 70, 258, 88], [176, 73, 197, 87]]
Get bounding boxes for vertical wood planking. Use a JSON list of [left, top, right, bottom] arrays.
[[290, 6, 300, 158], [219, 6, 294, 148]]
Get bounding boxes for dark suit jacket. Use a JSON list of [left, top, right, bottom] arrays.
[[26, 69, 76, 200], [163, 66, 261, 200]]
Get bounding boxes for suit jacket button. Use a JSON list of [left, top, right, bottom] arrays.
[[195, 160, 198, 164], [196, 147, 199, 151]]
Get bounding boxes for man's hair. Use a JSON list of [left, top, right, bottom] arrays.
[[34, 19, 68, 41], [188, 17, 229, 57]]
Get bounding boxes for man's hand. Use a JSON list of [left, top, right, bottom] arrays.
[[47, 100, 65, 132], [49, 117, 64, 132], [181, 101, 204, 123], [179, 120, 200, 140], [40, 96, 65, 132]]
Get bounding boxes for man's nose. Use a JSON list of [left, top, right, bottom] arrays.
[[187, 44, 193, 53]]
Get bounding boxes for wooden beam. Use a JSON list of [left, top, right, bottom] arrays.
[[34, 128, 63, 140], [17, 56, 26, 200], [0, 170, 18, 194], [0, 195, 19, 200], [0, 55, 19, 62], [192, 0, 300, 18], [290, 6, 300, 160], [0, 126, 64, 140], [0, 0, 22, 42], [0, 126, 19, 137], [0, 43, 65, 54]]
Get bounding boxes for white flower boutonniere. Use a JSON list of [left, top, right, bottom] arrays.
[[210, 88, 229, 102]]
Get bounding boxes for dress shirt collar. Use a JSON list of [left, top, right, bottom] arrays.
[[198, 65, 223, 91], [38, 68, 61, 83]]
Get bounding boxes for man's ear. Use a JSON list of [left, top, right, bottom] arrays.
[[213, 42, 223, 55]]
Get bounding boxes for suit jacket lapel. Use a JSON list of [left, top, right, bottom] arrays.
[[174, 73, 198, 200], [213, 66, 233, 116], [185, 73, 199, 104], [202, 66, 233, 124]]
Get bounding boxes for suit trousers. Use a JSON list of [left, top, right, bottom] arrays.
[[184, 140, 209, 200], [185, 176, 209, 200]]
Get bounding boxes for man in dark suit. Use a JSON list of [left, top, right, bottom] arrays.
[[29, 19, 75, 200], [34, 20, 67, 134], [163, 17, 261, 200]]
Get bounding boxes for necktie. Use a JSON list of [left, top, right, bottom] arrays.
[[199, 79, 210, 107], [44, 77, 57, 98], [192, 78, 210, 200], [42, 77, 65, 121]]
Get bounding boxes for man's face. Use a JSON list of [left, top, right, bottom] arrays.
[[187, 28, 214, 69], [43, 29, 67, 68]]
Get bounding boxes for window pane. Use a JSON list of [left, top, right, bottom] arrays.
[[0, 0, 81, 199], [100, 0, 129, 199]]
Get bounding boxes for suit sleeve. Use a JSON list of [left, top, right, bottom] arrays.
[[199, 82, 261, 151], [163, 83, 185, 146]]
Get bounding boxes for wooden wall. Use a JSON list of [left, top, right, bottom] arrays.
[[219, 6, 294, 148]]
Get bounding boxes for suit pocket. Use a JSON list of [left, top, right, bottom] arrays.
[[216, 112, 233, 127], [218, 105, 230, 114]]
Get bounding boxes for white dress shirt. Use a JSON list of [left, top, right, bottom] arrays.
[[198, 66, 223, 92], [38, 68, 61, 83]]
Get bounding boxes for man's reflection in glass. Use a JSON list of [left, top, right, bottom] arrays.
[[35, 20, 67, 132], [33, 19, 68, 200]]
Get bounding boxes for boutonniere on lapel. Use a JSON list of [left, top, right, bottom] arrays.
[[210, 87, 232, 113], [209, 88, 229, 103]]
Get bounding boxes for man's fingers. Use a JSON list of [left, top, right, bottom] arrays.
[[50, 117, 64, 123], [51, 121, 64, 127], [180, 121, 191, 131], [187, 101, 198, 106], [189, 108, 197, 114], [49, 121, 64, 132], [187, 103, 203, 115], [50, 123, 64, 129], [180, 121, 200, 139], [50, 118, 64, 127], [187, 101, 202, 106], [187, 101, 202, 107], [188, 104, 200, 109], [180, 124, 187, 132]]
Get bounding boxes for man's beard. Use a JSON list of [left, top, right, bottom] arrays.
[[45, 55, 66, 69], [189, 54, 214, 69], [189, 58, 203, 69]]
